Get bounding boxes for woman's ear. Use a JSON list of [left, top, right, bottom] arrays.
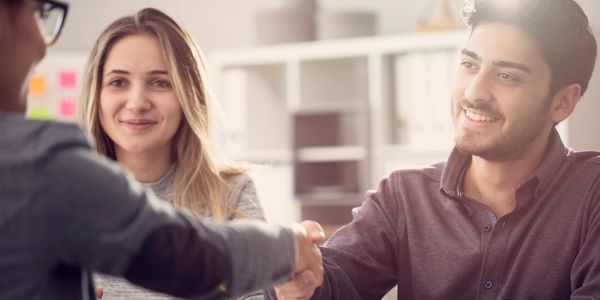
[[550, 83, 581, 124]]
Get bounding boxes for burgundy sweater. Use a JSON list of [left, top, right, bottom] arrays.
[[272, 130, 600, 299]]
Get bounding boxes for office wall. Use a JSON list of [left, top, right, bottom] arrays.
[[570, 0, 600, 150], [54, 0, 600, 150], [53, 0, 460, 54]]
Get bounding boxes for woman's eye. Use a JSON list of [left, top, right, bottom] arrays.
[[108, 79, 127, 87], [151, 80, 172, 88]]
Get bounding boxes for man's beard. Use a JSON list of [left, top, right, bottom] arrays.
[[453, 97, 552, 162]]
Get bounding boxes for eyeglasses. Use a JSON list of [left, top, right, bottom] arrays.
[[33, 0, 69, 46]]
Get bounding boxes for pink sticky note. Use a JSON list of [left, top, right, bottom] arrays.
[[59, 98, 77, 118], [59, 70, 77, 89]]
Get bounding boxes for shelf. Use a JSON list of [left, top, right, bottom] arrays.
[[216, 65, 291, 153], [300, 57, 367, 104], [294, 101, 363, 115], [294, 112, 362, 147], [211, 30, 474, 230], [294, 160, 361, 195], [228, 149, 292, 164], [296, 146, 366, 162], [297, 192, 364, 206], [209, 30, 468, 67]]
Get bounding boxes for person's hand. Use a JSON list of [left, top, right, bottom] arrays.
[[95, 287, 103, 299], [292, 220, 326, 275], [279, 220, 326, 299], [274, 270, 319, 300]]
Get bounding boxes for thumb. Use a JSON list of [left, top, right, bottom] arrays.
[[300, 220, 326, 245]]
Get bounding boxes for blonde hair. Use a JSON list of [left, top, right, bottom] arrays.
[[79, 8, 246, 221]]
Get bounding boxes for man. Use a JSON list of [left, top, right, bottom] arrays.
[[271, 0, 599, 299], [0, 1, 324, 299]]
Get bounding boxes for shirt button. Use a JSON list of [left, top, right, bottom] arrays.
[[484, 280, 494, 289], [483, 224, 493, 232]]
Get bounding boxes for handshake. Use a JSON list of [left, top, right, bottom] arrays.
[[282, 220, 327, 300]]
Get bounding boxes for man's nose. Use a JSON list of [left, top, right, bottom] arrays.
[[464, 72, 493, 104]]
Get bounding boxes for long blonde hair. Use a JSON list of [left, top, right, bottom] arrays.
[[79, 8, 246, 221]]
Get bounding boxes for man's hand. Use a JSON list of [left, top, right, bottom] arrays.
[[279, 220, 326, 300], [275, 270, 320, 300]]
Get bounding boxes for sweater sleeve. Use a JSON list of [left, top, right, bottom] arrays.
[[39, 147, 296, 299], [570, 158, 600, 299], [228, 175, 266, 221]]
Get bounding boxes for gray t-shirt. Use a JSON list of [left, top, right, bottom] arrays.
[[95, 167, 266, 300]]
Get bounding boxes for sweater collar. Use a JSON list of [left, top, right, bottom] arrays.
[[440, 128, 568, 201]]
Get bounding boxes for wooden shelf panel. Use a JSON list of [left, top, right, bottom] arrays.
[[296, 146, 366, 162]]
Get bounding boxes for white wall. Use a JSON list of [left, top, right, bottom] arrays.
[[54, 0, 461, 54], [569, 0, 600, 150]]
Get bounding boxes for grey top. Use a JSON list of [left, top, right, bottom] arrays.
[[95, 167, 267, 300], [0, 113, 295, 300]]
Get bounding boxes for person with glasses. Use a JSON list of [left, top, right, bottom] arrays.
[[0, 1, 325, 299]]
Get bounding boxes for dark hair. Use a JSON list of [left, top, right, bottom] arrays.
[[463, 0, 597, 96], [2, 0, 24, 5]]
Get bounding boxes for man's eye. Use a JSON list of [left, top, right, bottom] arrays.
[[461, 61, 474, 69], [498, 73, 521, 83]]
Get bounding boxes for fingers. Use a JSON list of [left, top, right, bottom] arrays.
[[292, 221, 325, 287], [300, 220, 326, 245], [275, 271, 319, 300], [95, 287, 103, 299]]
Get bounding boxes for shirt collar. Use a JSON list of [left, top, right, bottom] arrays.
[[440, 128, 569, 200]]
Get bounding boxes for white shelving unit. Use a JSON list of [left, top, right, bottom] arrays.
[[210, 30, 569, 228]]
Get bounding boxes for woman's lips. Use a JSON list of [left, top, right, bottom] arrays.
[[120, 119, 157, 131]]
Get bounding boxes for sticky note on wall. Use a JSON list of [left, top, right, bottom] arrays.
[[59, 70, 77, 89], [59, 98, 77, 119], [29, 75, 47, 96], [28, 106, 54, 120]]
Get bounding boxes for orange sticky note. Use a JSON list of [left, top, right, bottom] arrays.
[[59, 98, 77, 118], [29, 75, 47, 96], [59, 70, 77, 89]]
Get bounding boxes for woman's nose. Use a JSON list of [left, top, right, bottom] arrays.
[[125, 85, 151, 112]]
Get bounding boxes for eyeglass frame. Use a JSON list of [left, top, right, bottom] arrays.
[[34, 0, 69, 46]]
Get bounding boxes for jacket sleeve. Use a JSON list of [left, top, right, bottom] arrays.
[[39, 147, 296, 299]]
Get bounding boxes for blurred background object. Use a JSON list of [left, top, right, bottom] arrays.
[[254, 0, 317, 44], [416, 0, 464, 31], [316, 10, 376, 40]]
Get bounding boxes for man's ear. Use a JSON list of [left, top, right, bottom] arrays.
[[550, 83, 581, 124]]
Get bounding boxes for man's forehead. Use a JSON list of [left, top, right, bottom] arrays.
[[466, 22, 549, 71]]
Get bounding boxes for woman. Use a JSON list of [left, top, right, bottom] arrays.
[[79, 8, 266, 300]]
